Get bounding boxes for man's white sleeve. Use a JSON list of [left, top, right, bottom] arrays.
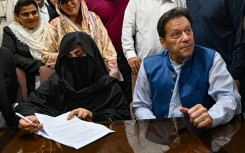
[[121, 0, 137, 60], [208, 52, 241, 127]]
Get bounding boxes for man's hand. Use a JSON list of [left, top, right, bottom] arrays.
[[235, 80, 240, 91], [179, 104, 213, 129], [18, 115, 43, 134], [67, 108, 93, 121], [128, 57, 142, 74]]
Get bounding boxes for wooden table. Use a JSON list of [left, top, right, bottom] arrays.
[[1, 116, 244, 153]]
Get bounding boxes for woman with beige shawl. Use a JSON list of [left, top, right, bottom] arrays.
[[41, 0, 122, 80]]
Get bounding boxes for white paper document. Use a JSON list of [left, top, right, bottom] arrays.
[[35, 112, 114, 149]]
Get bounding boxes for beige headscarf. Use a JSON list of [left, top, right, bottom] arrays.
[[55, 0, 97, 41]]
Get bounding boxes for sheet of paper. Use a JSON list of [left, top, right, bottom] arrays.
[[35, 112, 114, 149]]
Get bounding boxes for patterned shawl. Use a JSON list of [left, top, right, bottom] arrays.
[[55, 0, 98, 42]]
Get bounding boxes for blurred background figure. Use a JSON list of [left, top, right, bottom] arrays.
[[47, 0, 58, 10], [187, 0, 245, 111], [0, 47, 21, 127], [34, 0, 58, 22], [0, 0, 15, 45]]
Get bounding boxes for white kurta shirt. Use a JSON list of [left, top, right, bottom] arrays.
[[122, 0, 186, 60], [40, 4, 50, 23]]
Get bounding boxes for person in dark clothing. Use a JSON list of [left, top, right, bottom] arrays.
[[14, 32, 130, 134], [187, 0, 245, 111], [46, 0, 57, 10], [0, 47, 22, 127]]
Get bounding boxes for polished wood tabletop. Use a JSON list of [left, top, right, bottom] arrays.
[[0, 116, 245, 153]]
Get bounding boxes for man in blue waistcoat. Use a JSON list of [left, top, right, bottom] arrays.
[[132, 8, 241, 129]]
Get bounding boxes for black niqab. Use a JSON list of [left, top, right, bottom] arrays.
[[66, 56, 90, 90], [55, 32, 108, 93]]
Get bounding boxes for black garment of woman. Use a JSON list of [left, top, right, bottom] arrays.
[[13, 32, 130, 125], [2, 27, 43, 95]]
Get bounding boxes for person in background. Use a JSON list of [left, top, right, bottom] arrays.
[[2, 0, 47, 95], [133, 8, 241, 129], [0, 47, 22, 127], [85, 0, 132, 107], [14, 32, 130, 134], [35, 0, 58, 22], [41, 0, 122, 80], [187, 0, 245, 111], [0, 0, 15, 45], [46, 0, 57, 10]]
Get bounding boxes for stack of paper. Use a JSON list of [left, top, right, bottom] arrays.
[[35, 112, 114, 149]]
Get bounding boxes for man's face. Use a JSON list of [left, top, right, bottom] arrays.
[[160, 16, 194, 64]]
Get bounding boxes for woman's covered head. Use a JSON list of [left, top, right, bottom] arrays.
[[57, 0, 81, 18], [55, 32, 108, 90], [14, 0, 40, 29]]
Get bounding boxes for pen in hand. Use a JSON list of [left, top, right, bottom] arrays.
[[15, 112, 39, 128]]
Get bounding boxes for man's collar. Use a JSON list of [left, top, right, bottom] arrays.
[[40, 4, 48, 14], [169, 56, 191, 66]]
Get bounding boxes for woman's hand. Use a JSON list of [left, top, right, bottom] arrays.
[[18, 115, 43, 134], [67, 108, 93, 121]]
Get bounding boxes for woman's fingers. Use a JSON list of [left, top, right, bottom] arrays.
[[18, 115, 42, 134], [67, 108, 92, 121], [67, 108, 79, 120]]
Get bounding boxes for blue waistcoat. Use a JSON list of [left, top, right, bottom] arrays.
[[144, 45, 215, 118]]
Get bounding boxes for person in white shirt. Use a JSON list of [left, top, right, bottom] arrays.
[[35, 0, 58, 22], [122, 0, 186, 75], [133, 8, 241, 129]]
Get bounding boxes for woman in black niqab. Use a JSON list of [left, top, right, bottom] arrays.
[[13, 32, 130, 131], [56, 31, 108, 92]]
